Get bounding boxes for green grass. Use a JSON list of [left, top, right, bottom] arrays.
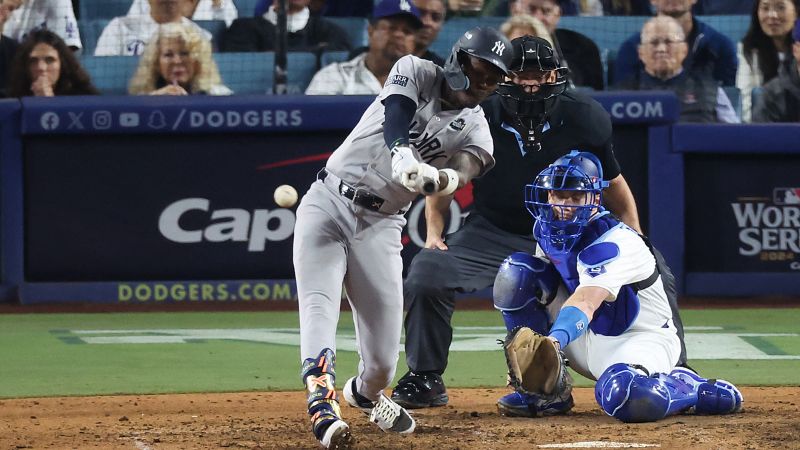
[[0, 308, 797, 398]]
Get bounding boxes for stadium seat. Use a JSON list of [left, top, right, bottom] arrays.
[[195, 20, 228, 51], [325, 17, 369, 50], [79, 19, 110, 56], [80, 55, 141, 95], [79, 0, 132, 21], [722, 86, 742, 120], [216, 52, 316, 95], [232, 0, 260, 17], [216, 52, 274, 94], [320, 51, 350, 68]]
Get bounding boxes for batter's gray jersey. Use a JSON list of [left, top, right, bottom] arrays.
[[326, 54, 496, 212]]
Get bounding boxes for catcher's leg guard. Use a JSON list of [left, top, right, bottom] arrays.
[[670, 367, 743, 415], [497, 389, 574, 418], [493, 252, 558, 334], [595, 363, 696, 423], [301, 348, 353, 449]]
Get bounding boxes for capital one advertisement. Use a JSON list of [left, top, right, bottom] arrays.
[[685, 155, 800, 273], [23, 133, 473, 286]]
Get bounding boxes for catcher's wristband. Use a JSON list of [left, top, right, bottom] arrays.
[[548, 306, 589, 348], [434, 168, 459, 196]]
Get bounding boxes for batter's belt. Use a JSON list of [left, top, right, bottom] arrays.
[[319, 169, 407, 215]]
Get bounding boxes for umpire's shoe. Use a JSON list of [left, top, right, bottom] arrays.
[[390, 371, 449, 409], [497, 391, 575, 418]]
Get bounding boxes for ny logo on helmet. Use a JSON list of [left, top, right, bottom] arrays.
[[492, 40, 506, 56]]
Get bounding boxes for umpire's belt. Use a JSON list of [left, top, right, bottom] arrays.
[[319, 169, 405, 215]]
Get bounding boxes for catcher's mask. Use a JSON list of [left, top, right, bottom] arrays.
[[525, 151, 608, 255], [444, 26, 513, 91], [496, 36, 568, 118]]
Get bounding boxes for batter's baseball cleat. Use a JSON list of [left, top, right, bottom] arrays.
[[497, 391, 575, 417], [369, 393, 416, 434], [669, 367, 743, 415], [309, 400, 354, 449], [343, 376, 375, 411], [390, 371, 449, 409]]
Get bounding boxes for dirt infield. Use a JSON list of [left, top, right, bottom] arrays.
[[1, 387, 797, 450]]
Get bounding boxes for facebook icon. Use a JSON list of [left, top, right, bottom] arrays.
[[40, 112, 60, 130]]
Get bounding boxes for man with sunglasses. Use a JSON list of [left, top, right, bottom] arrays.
[[392, 35, 643, 411]]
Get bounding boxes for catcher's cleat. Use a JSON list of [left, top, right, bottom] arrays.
[[343, 376, 375, 411], [669, 367, 743, 414], [369, 393, 416, 434], [390, 371, 449, 409], [497, 391, 574, 418]]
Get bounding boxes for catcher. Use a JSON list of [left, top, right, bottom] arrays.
[[495, 151, 744, 423]]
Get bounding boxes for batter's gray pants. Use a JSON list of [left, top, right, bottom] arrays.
[[403, 213, 536, 374]]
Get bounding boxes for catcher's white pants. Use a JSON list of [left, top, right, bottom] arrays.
[[546, 286, 682, 380], [294, 181, 406, 401]]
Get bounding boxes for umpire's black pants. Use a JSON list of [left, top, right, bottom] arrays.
[[403, 213, 536, 374]]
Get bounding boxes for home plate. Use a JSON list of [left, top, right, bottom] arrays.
[[538, 442, 660, 448]]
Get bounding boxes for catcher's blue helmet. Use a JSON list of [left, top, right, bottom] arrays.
[[525, 151, 609, 254]]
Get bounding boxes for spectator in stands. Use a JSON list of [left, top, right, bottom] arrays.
[[753, 18, 800, 122], [1, 0, 81, 51], [614, 0, 737, 88], [7, 29, 97, 97], [305, 0, 422, 95], [600, 0, 652, 15], [95, 0, 212, 56], [128, 0, 239, 27], [413, 0, 446, 66], [0, 1, 20, 97], [692, 0, 755, 15], [347, 0, 445, 65], [500, 14, 553, 44], [507, 0, 604, 90], [737, 0, 798, 121], [447, 0, 486, 16], [614, 16, 739, 123], [221, 0, 350, 52], [129, 22, 231, 95], [487, 0, 598, 16], [254, 0, 374, 17]]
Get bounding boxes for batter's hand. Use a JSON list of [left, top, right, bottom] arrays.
[[414, 162, 439, 194], [390, 145, 419, 192]]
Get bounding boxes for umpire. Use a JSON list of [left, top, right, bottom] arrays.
[[391, 36, 641, 409]]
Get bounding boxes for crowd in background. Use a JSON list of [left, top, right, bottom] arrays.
[[0, 0, 798, 122]]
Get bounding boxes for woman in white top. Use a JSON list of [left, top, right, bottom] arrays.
[[128, 0, 238, 27], [129, 22, 232, 96], [737, 0, 799, 121]]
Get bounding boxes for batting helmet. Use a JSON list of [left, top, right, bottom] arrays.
[[443, 26, 513, 91], [497, 36, 569, 116], [525, 151, 609, 254]]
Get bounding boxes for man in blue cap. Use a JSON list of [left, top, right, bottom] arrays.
[[306, 0, 424, 95]]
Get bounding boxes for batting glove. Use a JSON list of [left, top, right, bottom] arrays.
[[414, 162, 440, 194], [390, 145, 419, 192]]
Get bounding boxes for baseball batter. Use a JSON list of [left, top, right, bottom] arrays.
[[493, 151, 744, 422], [293, 25, 513, 449]]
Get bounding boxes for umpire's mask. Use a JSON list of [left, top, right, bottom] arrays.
[[496, 36, 568, 118]]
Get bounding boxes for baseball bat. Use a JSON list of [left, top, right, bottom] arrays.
[[422, 180, 436, 195]]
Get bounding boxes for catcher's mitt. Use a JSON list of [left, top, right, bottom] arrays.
[[502, 327, 572, 398]]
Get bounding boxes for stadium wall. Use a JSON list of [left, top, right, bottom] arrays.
[[0, 93, 797, 304]]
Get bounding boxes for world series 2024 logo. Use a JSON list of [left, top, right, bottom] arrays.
[[731, 187, 800, 269]]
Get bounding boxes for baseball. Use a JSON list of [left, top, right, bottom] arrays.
[[274, 184, 298, 208]]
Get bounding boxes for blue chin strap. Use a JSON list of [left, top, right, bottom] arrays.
[[525, 151, 608, 255]]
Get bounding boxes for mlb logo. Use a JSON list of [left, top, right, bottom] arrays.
[[585, 265, 606, 277], [773, 188, 800, 205]]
